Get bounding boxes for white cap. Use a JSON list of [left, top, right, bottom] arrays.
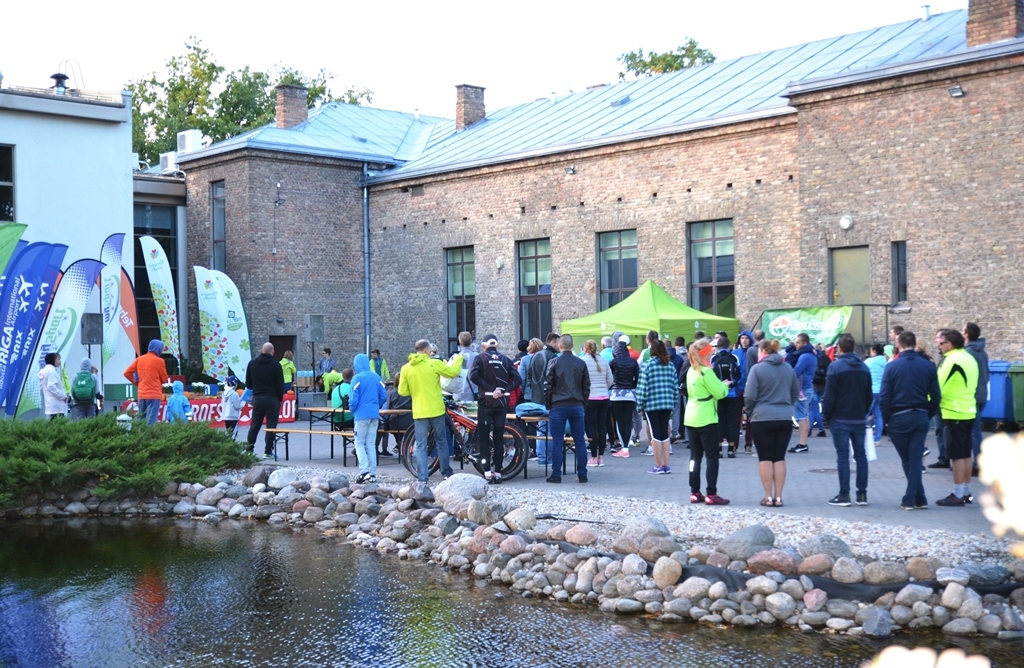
[[618, 334, 630, 345]]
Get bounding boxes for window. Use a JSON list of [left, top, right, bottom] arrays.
[[211, 181, 226, 271], [134, 204, 178, 350], [688, 219, 734, 317], [518, 239, 552, 341], [446, 247, 476, 355], [598, 230, 638, 310], [891, 241, 908, 303], [0, 146, 13, 222]]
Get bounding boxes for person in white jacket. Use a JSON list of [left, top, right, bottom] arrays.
[[38, 352, 69, 419], [220, 375, 243, 437]]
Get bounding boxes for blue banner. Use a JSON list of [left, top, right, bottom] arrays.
[[0, 242, 66, 407]]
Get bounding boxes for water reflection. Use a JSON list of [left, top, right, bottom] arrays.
[[0, 519, 1014, 667]]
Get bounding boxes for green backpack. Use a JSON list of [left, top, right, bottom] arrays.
[[72, 370, 96, 403]]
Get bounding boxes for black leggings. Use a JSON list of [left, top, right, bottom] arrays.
[[687, 423, 721, 495], [610, 401, 635, 450], [585, 399, 610, 457], [751, 420, 791, 462], [646, 410, 672, 442]]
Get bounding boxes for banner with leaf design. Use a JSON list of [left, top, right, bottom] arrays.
[[193, 266, 229, 380], [209, 269, 251, 376], [139, 235, 180, 359]]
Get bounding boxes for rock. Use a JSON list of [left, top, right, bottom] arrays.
[[503, 507, 536, 532], [266, 468, 298, 489], [803, 589, 828, 612], [748, 549, 799, 576], [64, 501, 89, 516], [801, 611, 831, 627], [941, 582, 966, 609], [621, 554, 648, 576], [410, 483, 435, 503], [663, 597, 692, 617], [706, 551, 730, 569], [674, 577, 712, 602], [303, 507, 324, 523], [942, 618, 978, 635], [254, 504, 282, 519], [334, 513, 360, 527], [977, 614, 1002, 636], [172, 499, 196, 515], [639, 536, 678, 563], [798, 534, 853, 560], [957, 563, 1010, 587], [688, 546, 712, 564], [1001, 607, 1024, 631], [435, 474, 487, 506], [715, 524, 775, 560], [890, 605, 915, 626], [708, 582, 729, 601], [305, 488, 330, 508], [894, 584, 934, 606], [780, 579, 805, 600], [831, 557, 864, 584], [731, 615, 759, 627], [746, 576, 779, 596], [620, 516, 671, 542], [797, 554, 834, 576], [1010, 588, 1024, 609], [216, 498, 237, 514], [864, 562, 908, 585], [292, 500, 312, 514], [615, 598, 645, 615], [499, 535, 528, 557], [765, 592, 796, 620], [907, 556, 946, 581], [936, 567, 971, 586], [826, 618, 856, 632], [932, 606, 952, 627], [956, 597, 984, 621], [436, 515, 460, 535], [825, 599, 859, 619], [612, 535, 641, 555], [565, 524, 597, 546], [653, 557, 682, 589], [861, 608, 894, 638], [328, 474, 350, 491]]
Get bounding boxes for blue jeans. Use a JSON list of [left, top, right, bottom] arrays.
[[548, 405, 587, 479], [534, 420, 548, 463], [934, 415, 946, 461], [868, 394, 883, 442], [413, 414, 452, 482], [809, 389, 824, 432], [971, 401, 986, 460], [888, 410, 930, 507], [354, 418, 378, 475], [139, 398, 161, 425], [830, 420, 867, 496]]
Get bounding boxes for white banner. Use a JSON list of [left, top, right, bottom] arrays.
[[193, 266, 230, 380], [209, 269, 252, 376], [139, 235, 180, 359], [99, 233, 126, 367]]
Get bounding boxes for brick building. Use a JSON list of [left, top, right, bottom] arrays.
[[180, 0, 1024, 369]]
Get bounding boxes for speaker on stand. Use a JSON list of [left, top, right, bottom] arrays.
[[81, 313, 104, 410]]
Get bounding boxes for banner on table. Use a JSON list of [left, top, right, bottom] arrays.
[[121, 395, 296, 428], [765, 307, 851, 346], [14, 258, 104, 418], [0, 242, 68, 410], [139, 235, 180, 360], [209, 269, 252, 376], [762, 306, 853, 347], [99, 233, 128, 367], [193, 266, 229, 380]]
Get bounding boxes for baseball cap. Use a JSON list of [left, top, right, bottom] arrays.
[[483, 334, 498, 346], [618, 334, 630, 345]]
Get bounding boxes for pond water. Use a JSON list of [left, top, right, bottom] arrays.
[[0, 519, 1014, 668]]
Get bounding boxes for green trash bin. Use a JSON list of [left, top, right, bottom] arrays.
[[1009, 363, 1024, 424]]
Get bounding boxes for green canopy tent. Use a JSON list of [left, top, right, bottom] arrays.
[[559, 280, 740, 351]]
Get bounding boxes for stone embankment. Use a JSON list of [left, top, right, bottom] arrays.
[[8, 466, 1024, 640]]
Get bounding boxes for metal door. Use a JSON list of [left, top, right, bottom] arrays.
[[830, 246, 870, 344]]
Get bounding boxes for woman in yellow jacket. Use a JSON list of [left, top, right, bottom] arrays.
[[684, 338, 731, 505], [280, 350, 297, 392]]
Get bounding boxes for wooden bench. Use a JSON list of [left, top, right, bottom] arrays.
[[507, 413, 590, 476], [264, 427, 351, 462]]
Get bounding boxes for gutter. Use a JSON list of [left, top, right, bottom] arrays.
[[362, 163, 371, 356]]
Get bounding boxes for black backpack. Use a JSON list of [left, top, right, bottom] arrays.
[[813, 353, 831, 388], [711, 349, 739, 384]]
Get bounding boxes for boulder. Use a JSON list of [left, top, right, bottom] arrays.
[[957, 563, 1010, 587], [797, 554, 834, 576], [831, 557, 864, 584], [621, 554, 648, 576], [503, 507, 536, 532], [303, 507, 324, 523], [266, 468, 298, 490], [499, 534, 529, 557], [652, 557, 682, 589], [328, 473, 350, 492], [706, 551, 731, 569], [861, 607, 894, 638], [942, 618, 978, 635], [620, 516, 671, 542], [747, 549, 799, 576], [907, 556, 946, 581], [435, 474, 488, 506], [565, 524, 598, 547], [674, 577, 711, 602], [765, 592, 796, 620], [864, 561, 909, 585], [715, 524, 775, 560], [936, 567, 971, 586], [745, 576, 779, 596], [894, 584, 934, 606], [803, 589, 828, 613], [639, 536, 678, 562], [798, 534, 853, 560], [612, 535, 641, 555]]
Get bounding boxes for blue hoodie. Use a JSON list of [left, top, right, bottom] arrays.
[[735, 330, 753, 392], [165, 380, 191, 422], [350, 353, 387, 420]]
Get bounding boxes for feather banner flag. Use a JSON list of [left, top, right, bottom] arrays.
[[193, 266, 229, 380], [139, 235, 180, 359], [209, 269, 252, 375]]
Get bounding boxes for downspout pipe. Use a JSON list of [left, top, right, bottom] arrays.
[[362, 163, 371, 355]]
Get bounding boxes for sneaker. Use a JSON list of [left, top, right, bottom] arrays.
[[612, 449, 630, 458], [689, 491, 705, 504], [829, 494, 852, 507], [587, 457, 598, 467], [365, 475, 376, 484], [669, 446, 674, 455], [855, 491, 868, 506], [788, 444, 809, 454], [356, 472, 368, 484], [609, 444, 622, 453], [630, 438, 641, 448], [705, 494, 730, 506], [927, 460, 951, 469], [816, 430, 826, 437], [961, 493, 973, 504], [900, 504, 915, 511], [528, 455, 539, 462], [646, 466, 661, 474], [922, 448, 930, 458], [263, 453, 274, 459], [642, 447, 654, 456], [484, 470, 494, 482], [726, 449, 736, 459], [914, 502, 929, 510], [935, 493, 965, 507], [492, 472, 502, 485], [596, 457, 605, 467], [971, 465, 980, 477], [545, 475, 561, 484], [658, 465, 671, 474], [578, 476, 588, 483]]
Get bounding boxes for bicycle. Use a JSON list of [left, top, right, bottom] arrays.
[[400, 396, 527, 480]]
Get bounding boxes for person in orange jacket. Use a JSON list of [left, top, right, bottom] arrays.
[[124, 340, 170, 424]]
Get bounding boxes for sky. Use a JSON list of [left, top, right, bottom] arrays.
[[2, 0, 969, 119]]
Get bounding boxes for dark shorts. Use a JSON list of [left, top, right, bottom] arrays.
[[751, 420, 791, 463], [943, 419, 973, 460], [645, 410, 672, 442]]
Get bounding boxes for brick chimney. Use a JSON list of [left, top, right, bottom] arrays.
[[967, 0, 1024, 47], [276, 84, 308, 129], [455, 84, 486, 131]]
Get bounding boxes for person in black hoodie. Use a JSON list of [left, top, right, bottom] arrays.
[[822, 334, 873, 507], [246, 342, 286, 458], [469, 334, 521, 483], [609, 335, 640, 459]]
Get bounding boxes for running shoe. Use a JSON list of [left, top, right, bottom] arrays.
[[936, 493, 965, 507], [788, 444, 809, 454], [829, 494, 852, 507], [587, 457, 598, 467], [658, 465, 671, 474], [641, 447, 653, 456], [705, 494, 730, 506], [612, 449, 630, 458], [646, 466, 661, 474], [689, 491, 705, 504]]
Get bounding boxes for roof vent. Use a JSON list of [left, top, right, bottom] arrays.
[[351, 134, 368, 143], [609, 95, 631, 108]]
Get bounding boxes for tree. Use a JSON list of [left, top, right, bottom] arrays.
[[617, 37, 716, 80], [127, 39, 373, 166]]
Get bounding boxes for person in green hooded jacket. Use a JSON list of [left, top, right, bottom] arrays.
[[934, 328, 978, 507], [398, 339, 463, 482], [684, 338, 732, 505]]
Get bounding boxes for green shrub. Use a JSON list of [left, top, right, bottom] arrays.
[[0, 414, 255, 511]]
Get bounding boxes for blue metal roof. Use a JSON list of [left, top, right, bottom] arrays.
[[371, 9, 971, 182]]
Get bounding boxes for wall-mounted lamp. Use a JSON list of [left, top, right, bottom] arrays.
[[496, 258, 504, 270], [948, 85, 965, 98], [838, 215, 854, 230], [564, 166, 576, 175], [50, 72, 69, 96]]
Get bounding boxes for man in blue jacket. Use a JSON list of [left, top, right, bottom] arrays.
[[350, 353, 388, 484], [787, 333, 818, 454], [822, 334, 873, 507]]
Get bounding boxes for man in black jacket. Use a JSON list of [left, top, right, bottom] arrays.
[[246, 342, 286, 458], [469, 334, 521, 484], [543, 334, 590, 484], [822, 334, 873, 507]]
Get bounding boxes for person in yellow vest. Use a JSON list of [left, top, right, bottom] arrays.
[[933, 328, 979, 507], [280, 350, 297, 392]]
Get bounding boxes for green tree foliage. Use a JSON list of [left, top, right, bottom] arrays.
[[128, 38, 373, 165], [617, 37, 716, 80]]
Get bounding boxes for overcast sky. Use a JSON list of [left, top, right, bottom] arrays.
[[2, 0, 968, 119]]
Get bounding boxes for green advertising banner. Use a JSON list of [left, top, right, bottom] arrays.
[[763, 306, 853, 347]]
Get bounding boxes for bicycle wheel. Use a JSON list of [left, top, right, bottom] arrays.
[[499, 423, 527, 479], [400, 423, 446, 478]]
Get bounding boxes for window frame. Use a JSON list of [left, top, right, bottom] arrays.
[[446, 246, 476, 356], [597, 229, 638, 310], [0, 145, 14, 222], [133, 203, 179, 351], [210, 181, 226, 271], [517, 238, 552, 342], [687, 218, 735, 317], [891, 240, 908, 303]]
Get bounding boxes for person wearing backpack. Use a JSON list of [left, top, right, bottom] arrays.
[[331, 368, 354, 432], [809, 344, 830, 437], [70, 357, 102, 420], [711, 338, 742, 457]]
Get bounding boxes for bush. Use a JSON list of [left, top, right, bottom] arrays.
[[0, 414, 255, 511]]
